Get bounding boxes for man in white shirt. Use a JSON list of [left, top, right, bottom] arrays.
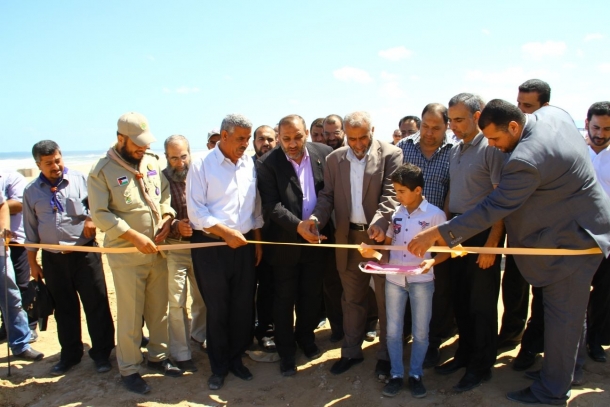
[[187, 113, 263, 390], [585, 101, 610, 363]]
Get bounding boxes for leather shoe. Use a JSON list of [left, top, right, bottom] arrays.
[[506, 387, 542, 404], [513, 349, 539, 371], [330, 357, 364, 375], [434, 358, 467, 375], [301, 343, 322, 360], [375, 359, 391, 380], [453, 370, 491, 392], [175, 359, 198, 372], [51, 360, 79, 376], [423, 346, 440, 369], [208, 373, 226, 390], [330, 331, 344, 343], [280, 358, 297, 377], [525, 369, 583, 386], [122, 373, 151, 394], [15, 347, 44, 361], [587, 343, 607, 362], [229, 364, 253, 381], [364, 330, 376, 342], [94, 359, 112, 373], [147, 359, 183, 377]]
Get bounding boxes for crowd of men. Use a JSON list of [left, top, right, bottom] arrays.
[[1, 78, 610, 405]]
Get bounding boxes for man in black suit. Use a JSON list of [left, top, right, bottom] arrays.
[[256, 114, 333, 376], [409, 100, 610, 405]]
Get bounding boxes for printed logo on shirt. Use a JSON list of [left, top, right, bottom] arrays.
[[117, 176, 128, 186], [393, 218, 402, 235], [418, 220, 430, 230], [147, 170, 157, 177]]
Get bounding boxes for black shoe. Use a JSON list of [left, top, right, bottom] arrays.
[[280, 358, 297, 377], [51, 360, 79, 376], [208, 373, 225, 390], [122, 373, 151, 394], [94, 359, 112, 373], [15, 347, 44, 361], [423, 346, 440, 369], [374, 359, 391, 380], [230, 364, 253, 381], [506, 387, 542, 404], [330, 357, 364, 375], [435, 358, 467, 375], [409, 376, 427, 398], [453, 370, 492, 392], [364, 331, 377, 342], [403, 334, 413, 343], [525, 369, 583, 386], [513, 349, 539, 371], [317, 319, 327, 329], [147, 359, 183, 377], [587, 343, 607, 363], [175, 359, 198, 373], [140, 336, 149, 348], [330, 331, 344, 343], [381, 377, 403, 397], [258, 336, 277, 352], [301, 343, 322, 360]]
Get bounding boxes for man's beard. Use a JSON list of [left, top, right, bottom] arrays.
[[118, 143, 142, 165], [588, 129, 610, 147], [166, 162, 189, 182]]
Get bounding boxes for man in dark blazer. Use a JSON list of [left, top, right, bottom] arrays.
[[408, 100, 610, 405], [298, 111, 403, 378], [256, 115, 333, 376]]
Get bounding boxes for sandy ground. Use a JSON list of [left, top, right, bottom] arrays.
[[1, 164, 609, 406]]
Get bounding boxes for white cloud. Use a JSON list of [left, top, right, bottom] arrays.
[[482, 29, 490, 35], [333, 66, 373, 84], [465, 67, 560, 85], [576, 49, 585, 58], [380, 71, 400, 81], [378, 82, 404, 99], [378, 46, 413, 61], [521, 41, 566, 60], [409, 75, 420, 81], [598, 63, 610, 73], [584, 33, 603, 42]]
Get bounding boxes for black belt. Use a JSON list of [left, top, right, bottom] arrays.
[[193, 229, 253, 240], [349, 222, 368, 231]]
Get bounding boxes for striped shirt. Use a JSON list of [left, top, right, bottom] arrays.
[[162, 168, 189, 240]]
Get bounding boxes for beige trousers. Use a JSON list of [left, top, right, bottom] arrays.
[[166, 239, 207, 361], [109, 253, 169, 376]]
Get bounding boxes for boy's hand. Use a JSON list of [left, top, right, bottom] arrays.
[[367, 225, 385, 242], [419, 258, 435, 274]]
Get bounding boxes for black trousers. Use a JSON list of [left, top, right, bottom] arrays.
[[8, 245, 37, 329], [451, 229, 501, 374], [273, 246, 324, 360], [254, 257, 274, 341], [191, 231, 256, 376], [322, 247, 344, 336], [428, 260, 454, 349], [520, 286, 545, 353], [498, 253, 530, 342], [41, 247, 115, 363], [587, 255, 610, 346]]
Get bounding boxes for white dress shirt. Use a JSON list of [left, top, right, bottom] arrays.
[[386, 199, 447, 285], [346, 148, 368, 224], [589, 145, 610, 198], [186, 146, 263, 234]]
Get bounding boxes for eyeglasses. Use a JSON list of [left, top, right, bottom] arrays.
[[168, 154, 189, 163]]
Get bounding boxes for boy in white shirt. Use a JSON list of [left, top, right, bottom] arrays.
[[381, 164, 449, 398]]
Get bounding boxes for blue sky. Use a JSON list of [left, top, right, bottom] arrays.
[[1, 0, 608, 153]]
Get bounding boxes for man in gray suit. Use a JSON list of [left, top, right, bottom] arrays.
[[298, 111, 402, 378], [408, 99, 610, 405]]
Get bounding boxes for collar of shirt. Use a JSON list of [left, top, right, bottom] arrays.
[[459, 132, 484, 152], [398, 198, 429, 216], [285, 145, 310, 166], [404, 132, 454, 150], [346, 146, 369, 164], [37, 170, 71, 188], [211, 145, 249, 169]]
